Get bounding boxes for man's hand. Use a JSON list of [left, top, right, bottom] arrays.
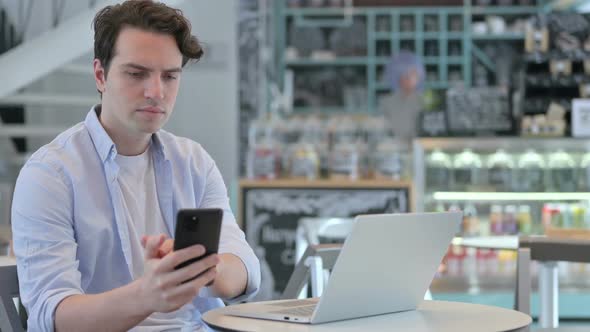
[[137, 234, 219, 314], [141, 236, 173, 258]]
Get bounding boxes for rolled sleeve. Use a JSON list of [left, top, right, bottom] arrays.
[[199, 154, 260, 303], [11, 161, 83, 331]]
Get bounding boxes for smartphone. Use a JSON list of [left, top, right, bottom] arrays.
[[173, 208, 223, 271]]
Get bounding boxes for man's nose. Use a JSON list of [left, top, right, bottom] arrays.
[[145, 76, 164, 100]]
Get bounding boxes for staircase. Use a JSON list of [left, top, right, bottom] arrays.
[[0, 0, 186, 231], [0, 0, 187, 164]]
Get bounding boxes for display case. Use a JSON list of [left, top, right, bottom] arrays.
[[413, 137, 590, 318]]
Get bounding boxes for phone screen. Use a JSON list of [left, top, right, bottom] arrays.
[[173, 208, 223, 270]]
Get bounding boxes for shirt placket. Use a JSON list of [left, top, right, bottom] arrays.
[[154, 154, 174, 235], [104, 157, 135, 277]]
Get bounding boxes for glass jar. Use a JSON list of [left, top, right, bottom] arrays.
[[578, 152, 590, 191], [373, 138, 409, 181], [329, 142, 359, 180], [288, 142, 320, 180], [246, 117, 281, 180], [547, 150, 577, 192], [426, 149, 453, 191], [516, 149, 546, 192], [452, 149, 483, 191], [246, 141, 280, 180], [486, 149, 515, 191]]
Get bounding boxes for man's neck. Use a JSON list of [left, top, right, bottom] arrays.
[[97, 108, 151, 156], [111, 133, 151, 156]]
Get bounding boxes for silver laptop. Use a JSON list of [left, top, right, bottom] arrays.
[[227, 212, 462, 324]]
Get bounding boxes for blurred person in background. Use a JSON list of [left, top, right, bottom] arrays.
[[378, 51, 426, 142]]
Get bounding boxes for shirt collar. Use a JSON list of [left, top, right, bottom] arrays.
[[84, 104, 168, 163]]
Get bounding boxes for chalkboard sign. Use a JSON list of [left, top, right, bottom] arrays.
[[446, 87, 514, 136], [240, 182, 410, 301]]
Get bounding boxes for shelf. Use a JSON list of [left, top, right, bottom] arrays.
[[432, 192, 590, 202], [291, 106, 348, 113], [470, 6, 540, 15], [472, 33, 525, 41], [423, 56, 463, 65], [283, 7, 464, 16], [374, 32, 392, 40], [239, 178, 412, 189], [423, 32, 465, 39], [525, 74, 590, 88], [525, 51, 590, 63], [451, 236, 518, 250], [285, 57, 368, 66], [415, 137, 590, 151], [376, 81, 449, 91]]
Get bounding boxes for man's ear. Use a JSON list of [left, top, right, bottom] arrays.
[[93, 59, 107, 94]]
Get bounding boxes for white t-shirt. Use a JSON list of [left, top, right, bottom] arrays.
[[116, 146, 201, 331]]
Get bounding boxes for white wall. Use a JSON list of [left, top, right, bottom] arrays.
[[20, 0, 239, 186], [167, 0, 239, 185]]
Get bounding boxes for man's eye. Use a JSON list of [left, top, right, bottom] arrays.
[[127, 72, 144, 78], [164, 74, 178, 81]]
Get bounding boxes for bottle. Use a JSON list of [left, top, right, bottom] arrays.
[[490, 205, 504, 235], [486, 149, 515, 191], [571, 204, 585, 229], [503, 205, 518, 235], [464, 203, 480, 237], [516, 205, 533, 235]]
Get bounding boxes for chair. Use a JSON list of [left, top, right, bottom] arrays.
[[292, 217, 434, 300], [292, 218, 353, 298], [0, 265, 26, 332], [515, 236, 590, 330], [281, 244, 342, 300]]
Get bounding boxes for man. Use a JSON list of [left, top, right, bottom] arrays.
[[11, 1, 260, 331]]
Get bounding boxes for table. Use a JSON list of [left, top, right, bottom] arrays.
[[517, 236, 590, 329], [203, 300, 531, 332]]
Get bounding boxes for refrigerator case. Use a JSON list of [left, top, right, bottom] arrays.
[[413, 137, 590, 315]]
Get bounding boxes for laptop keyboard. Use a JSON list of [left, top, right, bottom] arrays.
[[268, 299, 318, 317], [272, 305, 317, 316], [269, 299, 318, 308]]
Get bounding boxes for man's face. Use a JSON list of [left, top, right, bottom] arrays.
[[400, 68, 419, 95], [93, 27, 183, 138]]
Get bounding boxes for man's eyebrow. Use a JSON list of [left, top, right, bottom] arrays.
[[122, 63, 182, 73]]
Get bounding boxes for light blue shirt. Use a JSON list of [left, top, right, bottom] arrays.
[[11, 106, 260, 331]]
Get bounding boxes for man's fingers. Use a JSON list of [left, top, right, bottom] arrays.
[[161, 267, 218, 301], [157, 239, 174, 258], [158, 244, 207, 272], [156, 254, 219, 289], [144, 234, 166, 259]]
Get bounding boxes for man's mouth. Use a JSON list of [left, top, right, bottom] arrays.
[[137, 106, 165, 114]]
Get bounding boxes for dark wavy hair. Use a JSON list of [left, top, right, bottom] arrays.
[[92, 0, 203, 77]]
